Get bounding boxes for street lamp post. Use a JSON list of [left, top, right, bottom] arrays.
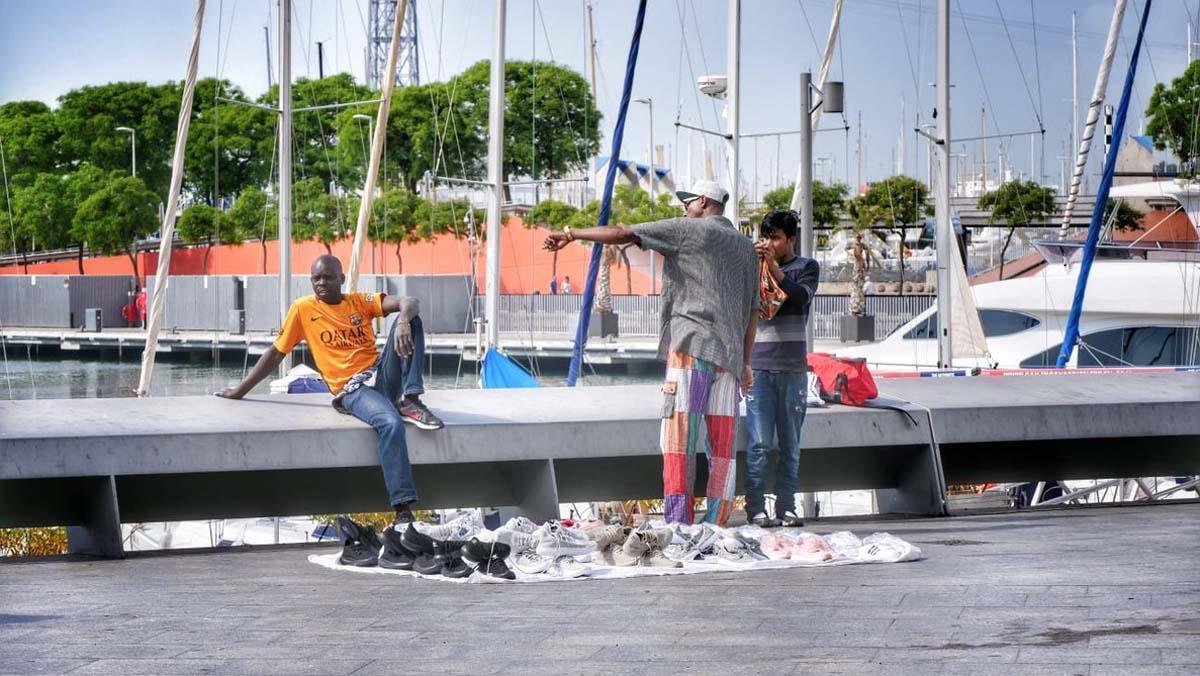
[[115, 126, 136, 177], [352, 113, 375, 274], [634, 97, 657, 294]]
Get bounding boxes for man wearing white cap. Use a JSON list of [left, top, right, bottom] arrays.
[[542, 179, 758, 526]]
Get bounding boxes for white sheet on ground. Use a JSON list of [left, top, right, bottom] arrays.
[[307, 527, 921, 584]]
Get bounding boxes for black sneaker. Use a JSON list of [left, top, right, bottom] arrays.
[[393, 503, 415, 526], [474, 556, 516, 580], [778, 510, 804, 528], [399, 398, 444, 430], [749, 511, 781, 528], [400, 523, 436, 556], [336, 516, 381, 567], [461, 538, 511, 566], [379, 527, 416, 570]]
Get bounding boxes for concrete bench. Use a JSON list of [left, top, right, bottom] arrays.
[[4, 372, 1198, 558], [0, 385, 943, 557]]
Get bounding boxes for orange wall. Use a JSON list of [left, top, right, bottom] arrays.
[[0, 216, 657, 295]]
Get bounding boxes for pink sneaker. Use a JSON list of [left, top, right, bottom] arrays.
[[790, 533, 834, 563], [760, 533, 792, 560]]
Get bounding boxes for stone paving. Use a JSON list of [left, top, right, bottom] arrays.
[[0, 503, 1197, 675]]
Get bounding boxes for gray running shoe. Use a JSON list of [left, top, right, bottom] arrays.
[[399, 398, 444, 430]]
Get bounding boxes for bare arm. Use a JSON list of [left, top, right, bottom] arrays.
[[380, 295, 420, 357], [215, 348, 287, 399], [741, 315, 757, 393], [543, 226, 639, 251]]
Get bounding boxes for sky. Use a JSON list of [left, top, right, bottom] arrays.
[[1, 0, 1195, 197]]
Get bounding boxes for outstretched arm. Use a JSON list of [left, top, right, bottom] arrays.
[[381, 295, 420, 357], [215, 348, 287, 399], [543, 226, 639, 251]]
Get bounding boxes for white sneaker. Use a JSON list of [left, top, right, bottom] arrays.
[[549, 556, 592, 579], [535, 525, 597, 558], [714, 536, 753, 564], [497, 530, 539, 554], [512, 549, 554, 575], [503, 516, 538, 534]]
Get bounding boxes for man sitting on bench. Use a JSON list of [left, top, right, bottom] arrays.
[[216, 255, 442, 525]]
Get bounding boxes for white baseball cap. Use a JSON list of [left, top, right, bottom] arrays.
[[675, 179, 729, 206]]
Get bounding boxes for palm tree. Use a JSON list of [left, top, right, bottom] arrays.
[[844, 197, 885, 316]]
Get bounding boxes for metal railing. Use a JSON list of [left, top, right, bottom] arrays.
[[477, 294, 933, 340]]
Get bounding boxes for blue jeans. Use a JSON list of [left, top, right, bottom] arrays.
[[744, 370, 807, 517], [338, 315, 426, 506]]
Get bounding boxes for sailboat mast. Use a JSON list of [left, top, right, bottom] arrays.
[[725, 0, 741, 228], [278, 0, 293, 370], [1061, 0, 1127, 228], [935, 0, 953, 368], [484, 0, 507, 347]]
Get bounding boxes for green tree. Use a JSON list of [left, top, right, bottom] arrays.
[[1146, 61, 1200, 168], [55, 82, 181, 198], [223, 187, 272, 272], [11, 173, 72, 254], [184, 79, 276, 204], [260, 74, 374, 188], [1105, 198, 1145, 231], [526, 199, 579, 231], [460, 60, 601, 190], [291, 177, 346, 254], [372, 189, 423, 273], [857, 175, 928, 282], [8, 167, 110, 273], [71, 175, 159, 280], [336, 81, 487, 192], [177, 202, 242, 272], [844, 197, 887, 316], [0, 101, 60, 178], [978, 179, 1056, 279], [761, 180, 850, 228]]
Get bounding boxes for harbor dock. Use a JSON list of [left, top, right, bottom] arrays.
[[1, 503, 1196, 675]]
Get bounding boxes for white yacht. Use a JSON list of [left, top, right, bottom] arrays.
[[841, 181, 1200, 371]]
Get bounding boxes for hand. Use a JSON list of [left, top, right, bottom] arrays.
[[741, 366, 754, 394], [215, 386, 244, 400], [754, 240, 772, 258], [543, 231, 570, 252], [394, 319, 414, 357]]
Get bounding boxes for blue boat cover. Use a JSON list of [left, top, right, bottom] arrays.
[[482, 348, 541, 389]]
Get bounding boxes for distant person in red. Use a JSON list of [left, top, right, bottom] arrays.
[[136, 290, 147, 327]]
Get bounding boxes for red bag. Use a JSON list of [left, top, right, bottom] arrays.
[[808, 353, 878, 406]]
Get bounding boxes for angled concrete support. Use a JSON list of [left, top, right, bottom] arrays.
[[497, 459, 560, 522], [65, 475, 124, 558]]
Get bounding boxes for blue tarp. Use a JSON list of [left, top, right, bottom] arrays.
[[482, 348, 541, 389]]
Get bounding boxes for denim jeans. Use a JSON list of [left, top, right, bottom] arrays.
[[744, 370, 807, 517], [338, 314, 426, 506]]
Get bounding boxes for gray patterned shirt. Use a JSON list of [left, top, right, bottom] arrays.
[[631, 215, 759, 374]]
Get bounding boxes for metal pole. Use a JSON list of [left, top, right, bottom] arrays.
[[279, 0, 293, 371], [648, 97, 656, 294], [484, 0, 506, 347], [646, 99, 655, 203], [131, 129, 137, 178], [317, 40, 324, 79], [1073, 12, 1080, 165], [725, 0, 740, 227], [798, 75, 814, 299], [264, 25, 274, 88], [980, 104, 986, 193], [935, 0, 953, 368]]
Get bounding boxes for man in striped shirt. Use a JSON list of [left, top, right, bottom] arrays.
[[746, 210, 821, 528]]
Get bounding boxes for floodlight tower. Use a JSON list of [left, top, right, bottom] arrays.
[[367, 0, 419, 89]]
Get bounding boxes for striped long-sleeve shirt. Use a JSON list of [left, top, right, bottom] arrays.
[[750, 255, 820, 372]]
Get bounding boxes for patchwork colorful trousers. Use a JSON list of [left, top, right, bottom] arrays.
[[660, 351, 739, 526]]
